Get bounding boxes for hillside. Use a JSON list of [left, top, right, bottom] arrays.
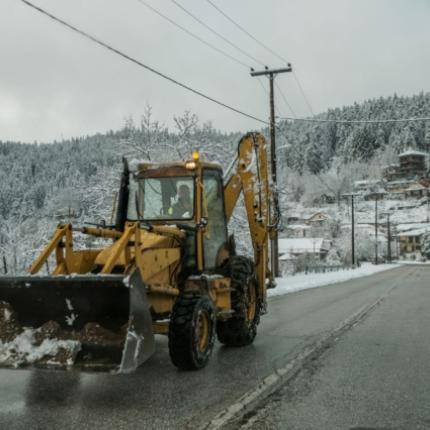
[[1, 94, 429, 272], [0, 110, 241, 273], [278, 92, 430, 174]]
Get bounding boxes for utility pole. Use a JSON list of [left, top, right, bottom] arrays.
[[427, 198, 429, 223], [352, 194, 355, 266], [374, 196, 379, 265], [386, 213, 392, 263], [250, 65, 292, 277], [343, 193, 359, 266]]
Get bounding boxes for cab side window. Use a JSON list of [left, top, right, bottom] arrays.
[[202, 171, 227, 269]]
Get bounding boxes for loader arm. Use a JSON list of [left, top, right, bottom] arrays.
[[223, 133, 274, 301]]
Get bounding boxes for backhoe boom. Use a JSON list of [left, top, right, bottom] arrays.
[[223, 133, 274, 302]]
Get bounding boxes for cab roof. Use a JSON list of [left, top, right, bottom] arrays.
[[134, 160, 223, 177]]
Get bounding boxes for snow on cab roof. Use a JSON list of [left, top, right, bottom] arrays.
[[129, 158, 222, 172]]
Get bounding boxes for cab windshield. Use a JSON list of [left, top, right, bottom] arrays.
[[127, 175, 195, 221]]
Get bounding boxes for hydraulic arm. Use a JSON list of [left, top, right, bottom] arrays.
[[224, 133, 274, 302]]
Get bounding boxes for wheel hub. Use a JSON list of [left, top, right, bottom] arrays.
[[196, 309, 210, 352], [246, 281, 257, 322]]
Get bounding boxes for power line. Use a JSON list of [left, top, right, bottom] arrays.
[[135, 0, 293, 122], [141, 0, 299, 121], [135, 0, 249, 69], [275, 121, 340, 197], [256, 76, 268, 97], [170, 0, 265, 67], [292, 71, 315, 116], [274, 81, 296, 118], [170, 0, 306, 124], [206, 0, 287, 64], [279, 116, 430, 123], [137, 0, 285, 124], [20, 0, 268, 125], [256, 77, 282, 118], [276, 135, 339, 196], [205, 0, 312, 117]]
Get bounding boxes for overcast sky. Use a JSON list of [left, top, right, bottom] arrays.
[[1, 0, 429, 142]]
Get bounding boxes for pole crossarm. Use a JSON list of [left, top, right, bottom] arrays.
[[250, 65, 292, 77]]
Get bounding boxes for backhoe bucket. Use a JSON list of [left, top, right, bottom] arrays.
[[0, 271, 155, 373]]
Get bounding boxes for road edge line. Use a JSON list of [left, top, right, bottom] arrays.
[[200, 296, 385, 430]]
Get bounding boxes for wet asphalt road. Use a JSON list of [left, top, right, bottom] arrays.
[[244, 265, 430, 430], [0, 265, 415, 430]]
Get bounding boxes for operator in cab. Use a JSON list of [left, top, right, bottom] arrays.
[[170, 184, 192, 218]]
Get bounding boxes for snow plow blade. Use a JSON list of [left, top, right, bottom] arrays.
[[0, 271, 155, 373]]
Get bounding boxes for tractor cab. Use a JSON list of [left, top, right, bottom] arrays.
[[127, 154, 229, 271]]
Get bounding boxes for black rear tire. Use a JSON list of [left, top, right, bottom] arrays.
[[216, 256, 261, 347], [168, 293, 215, 370]]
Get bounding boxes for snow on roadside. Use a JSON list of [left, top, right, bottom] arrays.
[[394, 260, 430, 265], [269, 263, 400, 297]]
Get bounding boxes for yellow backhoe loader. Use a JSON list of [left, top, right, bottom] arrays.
[[0, 132, 276, 373]]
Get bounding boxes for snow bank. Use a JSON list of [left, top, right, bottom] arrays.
[[269, 263, 400, 297], [395, 260, 430, 265]]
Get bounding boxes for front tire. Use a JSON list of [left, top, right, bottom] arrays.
[[216, 256, 261, 347], [168, 293, 215, 370]]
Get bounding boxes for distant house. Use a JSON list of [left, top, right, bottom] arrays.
[[284, 224, 311, 238], [279, 238, 331, 261], [286, 213, 302, 225], [399, 150, 428, 178], [385, 179, 416, 193], [304, 212, 330, 226], [363, 189, 386, 201], [311, 193, 336, 205], [286, 211, 330, 227], [420, 178, 430, 188], [397, 228, 428, 258], [382, 164, 402, 181], [54, 207, 82, 219], [353, 179, 383, 194], [404, 183, 429, 199], [384, 180, 429, 200], [382, 150, 429, 184]]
